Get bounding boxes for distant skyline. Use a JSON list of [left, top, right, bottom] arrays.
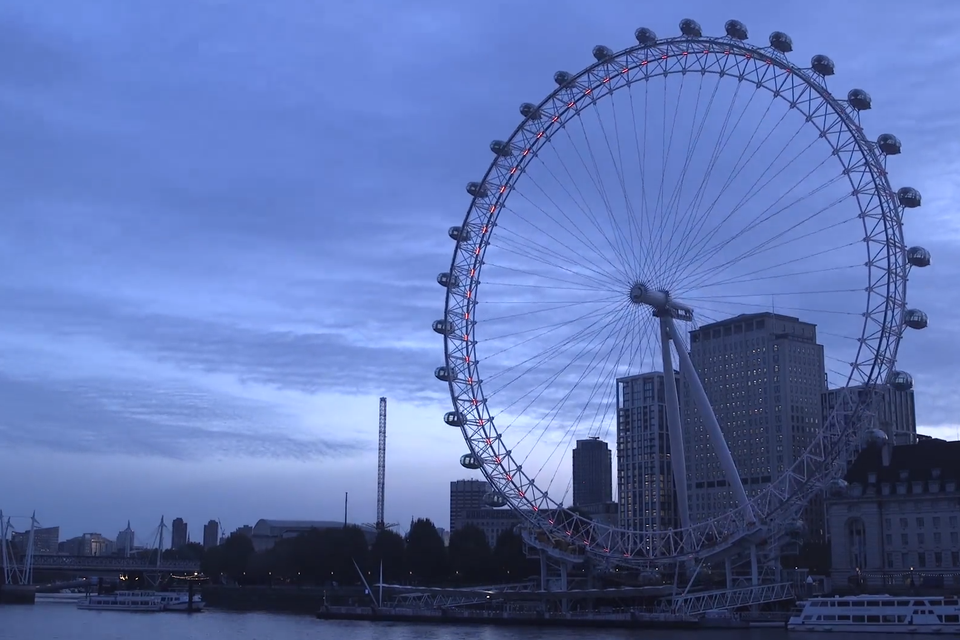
[[2, 0, 959, 539]]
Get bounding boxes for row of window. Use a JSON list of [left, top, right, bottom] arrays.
[[888, 531, 960, 546], [890, 516, 960, 530], [885, 550, 960, 569]]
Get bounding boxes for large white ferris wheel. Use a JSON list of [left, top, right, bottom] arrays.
[[434, 19, 930, 573]]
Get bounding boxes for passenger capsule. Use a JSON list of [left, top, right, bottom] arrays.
[[635, 27, 657, 45], [907, 246, 931, 268], [876, 133, 902, 155], [466, 181, 489, 198], [862, 428, 889, 448], [679, 18, 702, 37], [437, 272, 460, 288], [444, 411, 464, 426], [490, 140, 513, 157], [904, 309, 928, 330], [592, 45, 614, 62], [724, 20, 748, 40], [785, 519, 807, 536], [826, 478, 849, 498], [460, 454, 481, 470], [897, 187, 921, 208], [847, 89, 872, 111], [554, 71, 573, 87], [888, 370, 914, 392], [432, 319, 453, 335], [811, 54, 835, 76], [448, 226, 471, 242], [435, 366, 454, 382], [483, 491, 508, 508], [769, 31, 793, 53], [519, 103, 542, 119]]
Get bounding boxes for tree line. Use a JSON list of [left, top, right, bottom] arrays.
[[198, 518, 538, 587]]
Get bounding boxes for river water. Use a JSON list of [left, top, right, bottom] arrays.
[[0, 602, 904, 639]]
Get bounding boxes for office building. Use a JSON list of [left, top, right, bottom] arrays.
[[59, 533, 113, 556], [683, 312, 826, 524], [572, 437, 613, 508], [10, 526, 59, 555], [449, 479, 489, 533], [171, 517, 188, 549], [826, 439, 960, 591], [617, 371, 681, 534], [203, 520, 220, 549], [461, 508, 524, 548], [823, 383, 918, 465]]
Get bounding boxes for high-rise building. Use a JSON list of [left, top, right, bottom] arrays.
[[572, 437, 613, 508], [10, 526, 59, 555], [449, 479, 489, 533], [202, 520, 219, 549], [171, 518, 188, 549], [823, 383, 918, 462], [617, 371, 681, 534], [116, 521, 135, 557], [683, 312, 826, 524]]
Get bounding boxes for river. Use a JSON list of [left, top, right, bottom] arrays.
[[0, 602, 906, 639]]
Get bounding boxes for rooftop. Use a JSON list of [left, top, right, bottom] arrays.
[[844, 439, 960, 487]]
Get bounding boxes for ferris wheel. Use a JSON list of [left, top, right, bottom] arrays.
[[434, 18, 929, 569]]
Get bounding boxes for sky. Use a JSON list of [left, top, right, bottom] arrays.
[[1, 0, 959, 544]]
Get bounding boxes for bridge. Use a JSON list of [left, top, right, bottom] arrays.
[[24, 555, 201, 573]]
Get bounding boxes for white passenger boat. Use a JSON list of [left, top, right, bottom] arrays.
[[76, 590, 204, 612], [787, 594, 960, 633]]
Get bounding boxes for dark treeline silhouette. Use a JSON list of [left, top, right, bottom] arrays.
[[198, 518, 538, 587]]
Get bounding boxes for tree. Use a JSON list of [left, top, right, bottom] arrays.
[[370, 529, 406, 583], [405, 518, 446, 584], [492, 528, 537, 583], [201, 532, 255, 582], [447, 524, 492, 585]]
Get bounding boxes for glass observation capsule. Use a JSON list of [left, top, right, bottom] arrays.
[[635, 27, 657, 45], [432, 319, 453, 335], [826, 478, 849, 497], [520, 103, 541, 119], [437, 272, 460, 288], [466, 181, 489, 198], [483, 491, 508, 508], [448, 226, 470, 242], [592, 45, 614, 61], [888, 370, 914, 392], [434, 366, 454, 382], [554, 71, 573, 87], [679, 18, 702, 37], [811, 54, 835, 76], [877, 133, 902, 155], [847, 89, 872, 111], [904, 309, 928, 330], [897, 187, 921, 208], [490, 140, 513, 157], [862, 428, 889, 448], [769, 31, 793, 52], [444, 411, 464, 426], [460, 454, 481, 470], [724, 20, 748, 40], [907, 246, 931, 268]]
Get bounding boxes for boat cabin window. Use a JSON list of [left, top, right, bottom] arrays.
[[852, 615, 865, 622], [836, 600, 850, 607], [866, 615, 881, 623]]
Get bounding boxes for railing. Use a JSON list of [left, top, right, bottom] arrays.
[[23, 554, 200, 572]]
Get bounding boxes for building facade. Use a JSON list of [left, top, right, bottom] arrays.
[[572, 437, 613, 508], [461, 508, 523, 548], [59, 533, 113, 556], [617, 371, 680, 535], [826, 439, 960, 591], [684, 312, 826, 526], [823, 383, 918, 464], [449, 479, 489, 533], [171, 518, 188, 549], [10, 526, 59, 555], [203, 520, 220, 549], [115, 522, 135, 556]]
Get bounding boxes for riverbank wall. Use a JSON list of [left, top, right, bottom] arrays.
[[202, 585, 368, 613], [0, 584, 36, 605]]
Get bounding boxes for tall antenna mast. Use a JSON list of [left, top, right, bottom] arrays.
[[376, 396, 387, 531]]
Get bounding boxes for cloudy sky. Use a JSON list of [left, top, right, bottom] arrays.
[[1, 0, 957, 543]]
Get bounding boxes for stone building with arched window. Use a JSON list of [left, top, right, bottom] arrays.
[[826, 438, 960, 593]]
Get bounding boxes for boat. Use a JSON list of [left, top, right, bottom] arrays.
[[76, 590, 204, 612], [787, 594, 960, 633]]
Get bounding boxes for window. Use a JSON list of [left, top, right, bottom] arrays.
[[951, 516, 958, 528], [901, 552, 909, 567], [918, 533, 925, 545], [918, 552, 927, 568], [886, 552, 894, 569], [952, 532, 959, 545], [917, 517, 925, 529], [901, 533, 909, 545], [900, 517, 908, 529], [934, 532, 942, 545], [933, 516, 941, 529], [885, 517, 892, 530], [952, 551, 959, 567], [886, 533, 893, 545], [935, 551, 943, 567]]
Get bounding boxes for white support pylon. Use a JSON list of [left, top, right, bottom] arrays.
[[659, 316, 692, 540]]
